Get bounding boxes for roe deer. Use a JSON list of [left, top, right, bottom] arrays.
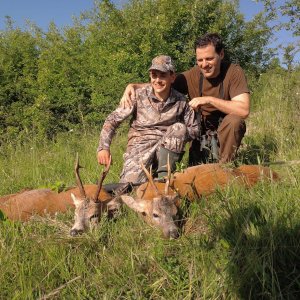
[[120, 163, 279, 238], [0, 155, 112, 225], [69, 154, 115, 236], [70, 162, 278, 239], [0, 159, 279, 239], [120, 164, 180, 239]]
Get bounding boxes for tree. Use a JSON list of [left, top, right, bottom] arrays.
[[0, 0, 276, 141], [0, 21, 39, 140], [34, 22, 91, 137], [280, 0, 300, 36], [281, 43, 299, 71], [258, 0, 300, 66], [84, 0, 273, 74]]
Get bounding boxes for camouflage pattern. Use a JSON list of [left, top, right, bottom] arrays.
[[148, 55, 175, 73], [98, 85, 198, 184]]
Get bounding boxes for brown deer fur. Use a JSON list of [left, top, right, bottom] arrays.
[[0, 185, 111, 221], [0, 164, 278, 222], [136, 164, 279, 200]]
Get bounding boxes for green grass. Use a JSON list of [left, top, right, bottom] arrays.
[[0, 68, 300, 299]]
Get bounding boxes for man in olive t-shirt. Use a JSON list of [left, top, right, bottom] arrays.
[[173, 33, 250, 164], [121, 33, 250, 164]]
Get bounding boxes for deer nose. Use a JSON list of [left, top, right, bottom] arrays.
[[169, 229, 180, 239], [70, 229, 84, 236]]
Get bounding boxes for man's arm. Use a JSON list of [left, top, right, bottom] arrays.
[[97, 105, 135, 166], [189, 93, 250, 119], [120, 83, 149, 108], [183, 104, 199, 140]]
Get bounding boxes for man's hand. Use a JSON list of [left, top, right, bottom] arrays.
[[120, 84, 135, 109], [189, 93, 250, 118], [97, 149, 112, 166], [189, 96, 211, 111]]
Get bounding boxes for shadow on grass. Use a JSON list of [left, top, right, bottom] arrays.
[[238, 135, 278, 164], [218, 204, 300, 299]]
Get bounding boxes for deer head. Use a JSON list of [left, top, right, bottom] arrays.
[[70, 154, 111, 236], [120, 162, 180, 239]]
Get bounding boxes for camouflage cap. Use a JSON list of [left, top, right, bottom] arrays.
[[148, 55, 175, 73]]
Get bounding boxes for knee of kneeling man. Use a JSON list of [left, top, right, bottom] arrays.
[[222, 114, 245, 129], [171, 122, 187, 133], [164, 122, 187, 140]]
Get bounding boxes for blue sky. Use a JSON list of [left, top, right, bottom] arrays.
[[0, 0, 299, 64]]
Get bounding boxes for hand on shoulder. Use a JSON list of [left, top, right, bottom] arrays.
[[120, 84, 136, 109]]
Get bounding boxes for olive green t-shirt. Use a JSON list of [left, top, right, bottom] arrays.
[[173, 62, 250, 120]]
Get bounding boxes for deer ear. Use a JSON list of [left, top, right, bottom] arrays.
[[120, 195, 147, 213], [71, 193, 83, 207], [172, 195, 180, 207]]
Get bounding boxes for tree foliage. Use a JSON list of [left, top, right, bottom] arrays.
[[0, 0, 292, 142], [0, 26, 39, 139], [258, 0, 300, 68], [279, 0, 300, 36]]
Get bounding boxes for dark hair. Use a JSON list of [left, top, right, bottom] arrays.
[[194, 33, 224, 54]]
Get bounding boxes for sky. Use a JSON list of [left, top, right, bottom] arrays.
[[0, 0, 299, 64]]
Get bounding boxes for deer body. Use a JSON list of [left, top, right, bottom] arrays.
[[136, 164, 279, 200], [128, 164, 279, 238], [172, 164, 278, 199], [0, 162, 279, 239], [0, 185, 111, 221]]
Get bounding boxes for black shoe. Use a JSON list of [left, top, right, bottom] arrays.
[[154, 177, 166, 183], [103, 182, 133, 195]]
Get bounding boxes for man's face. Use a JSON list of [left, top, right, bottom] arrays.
[[149, 70, 175, 96], [196, 44, 224, 79]]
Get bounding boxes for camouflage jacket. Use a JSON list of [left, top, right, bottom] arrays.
[[97, 85, 198, 152]]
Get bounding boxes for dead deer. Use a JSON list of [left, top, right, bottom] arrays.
[[65, 162, 279, 239], [170, 163, 279, 199], [69, 154, 114, 236], [68, 156, 181, 238], [120, 164, 180, 239], [0, 156, 112, 224], [0, 158, 279, 240], [0, 152, 176, 238], [124, 163, 279, 238]]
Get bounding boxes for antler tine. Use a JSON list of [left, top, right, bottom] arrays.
[[75, 153, 87, 199], [141, 162, 160, 195], [164, 153, 171, 195], [94, 155, 112, 203]]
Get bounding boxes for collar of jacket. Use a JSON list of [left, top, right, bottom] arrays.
[[147, 86, 177, 105]]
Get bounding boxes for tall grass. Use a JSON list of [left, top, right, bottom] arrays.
[[0, 126, 128, 195], [0, 69, 299, 299], [240, 69, 300, 164]]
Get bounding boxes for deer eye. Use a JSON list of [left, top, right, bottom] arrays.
[[153, 213, 159, 218], [141, 212, 147, 216]]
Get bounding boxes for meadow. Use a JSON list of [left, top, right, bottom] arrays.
[[0, 69, 299, 299]]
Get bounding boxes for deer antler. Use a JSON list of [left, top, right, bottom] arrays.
[[94, 155, 111, 203], [164, 153, 171, 195], [75, 153, 87, 199], [141, 163, 160, 195]]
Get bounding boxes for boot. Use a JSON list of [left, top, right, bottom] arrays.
[[156, 147, 183, 179]]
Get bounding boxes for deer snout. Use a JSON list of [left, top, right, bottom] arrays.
[[169, 228, 180, 239], [70, 228, 84, 236], [163, 225, 180, 239]]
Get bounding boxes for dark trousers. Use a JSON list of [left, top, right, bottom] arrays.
[[188, 114, 246, 165]]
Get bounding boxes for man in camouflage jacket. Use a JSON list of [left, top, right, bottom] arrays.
[[97, 55, 198, 184]]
